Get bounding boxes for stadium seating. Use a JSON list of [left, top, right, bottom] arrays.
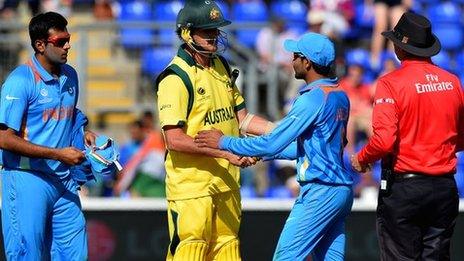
[[345, 48, 375, 82], [428, 1, 461, 24], [231, 1, 269, 48], [153, 1, 184, 45], [346, 3, 374, 40], [270, 0, 308, 34], [141, 47, 176, 77], [215, 0, 230, 20], [354, 3, 374, 29], [118, 0, 154, 49], [345, 48, 371, 69], [431, 51, 451, 71], [428, 2, 463, 51], [456, 51, 464, 71], [433, 25, 463, 51]]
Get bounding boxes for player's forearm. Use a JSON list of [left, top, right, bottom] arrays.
[[0, 129, 59, 160], [245, 115, 275, 136], [166, 134, 231, 159], [236, 109, 274, 136]]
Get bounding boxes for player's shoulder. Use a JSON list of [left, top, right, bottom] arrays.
[[61, 64, 78, 79], [297, 88, 326, 106], [4, 64, 34, 84]]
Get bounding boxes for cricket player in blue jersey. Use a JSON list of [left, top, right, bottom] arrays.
[[0, 12, 96, 260], [195, 32, 353, 261]]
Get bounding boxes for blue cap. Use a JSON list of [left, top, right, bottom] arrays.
[[85, 135, 122, 177], [284, 32, 335, 67]]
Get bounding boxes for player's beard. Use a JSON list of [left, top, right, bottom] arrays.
[[45, 49, 68, 65]]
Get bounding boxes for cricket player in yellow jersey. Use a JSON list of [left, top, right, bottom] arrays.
[[155, 0, 274, 260]]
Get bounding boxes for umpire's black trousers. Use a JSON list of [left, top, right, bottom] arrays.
[[376, 173, 459, 261]]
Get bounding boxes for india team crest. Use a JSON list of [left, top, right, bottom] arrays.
[[210, 8, 220, 20], [40, 88, 48, 97]]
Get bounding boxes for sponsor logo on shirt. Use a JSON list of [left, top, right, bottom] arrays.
[[204, 106, 235, 125], [38, 97, 53, 104], [336, 108, 348, 121], [415, 74, 454, 94], [42, 106, 74, 122], [5, 95, 19, 100], [159, 104, 171, 111], [375, 98, 395, 105]]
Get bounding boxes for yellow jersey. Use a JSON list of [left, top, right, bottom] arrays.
[[156, 46, 245, 200]]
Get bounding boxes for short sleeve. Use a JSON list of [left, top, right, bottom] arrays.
[[0, 66, 32, 132], [157, 74, 189, 128]]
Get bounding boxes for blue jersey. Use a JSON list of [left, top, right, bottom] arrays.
[[0, 55, 79, 178], [220, 78, 353, 185]]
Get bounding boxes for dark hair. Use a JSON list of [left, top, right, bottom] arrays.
[[29, 12, 68, 52], [311, 61, 333, 77], [130, 120, 144, 128], [142, 110, 154, 119]]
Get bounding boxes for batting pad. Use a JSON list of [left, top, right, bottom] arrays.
[[216, 239, 241, 261], [173, 241, 208, 261]]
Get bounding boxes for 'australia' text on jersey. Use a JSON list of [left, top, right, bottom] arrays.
[[204, 106, 235, 126]]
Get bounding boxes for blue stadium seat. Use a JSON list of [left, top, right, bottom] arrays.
[[433, 25, 463, 51], [428, 2, 461, 24], [431, 51, 451, 71], [270, 0, 308, 33], [410, 0, 424, 14], [354, 3, 374, 29], [232, 1, 268, 48], [141, 47, 175, 77], [118, 1, 154, 48], [414, 0, 440, 5], [345, 48, 371, 69], [153, 1, 184, 45], [455, 51, 464, 71], [215, 0, 230, 20]]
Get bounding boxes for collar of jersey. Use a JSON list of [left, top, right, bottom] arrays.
[[299, 77, 339, 94], [401, 58, 433, 67], [177, 44, 196, 67], [31, 55, 65, 82]]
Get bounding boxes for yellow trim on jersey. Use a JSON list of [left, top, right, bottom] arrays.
[[156, 46, 245, 200]]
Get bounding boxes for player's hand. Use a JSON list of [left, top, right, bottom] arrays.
[[350, 154, 371, 173], [228, 154, 252, 168], [56, 147, 85, 165], [195, 129, 224, 149], [84, 130, 97, 147], [241, 156, 260, 167]]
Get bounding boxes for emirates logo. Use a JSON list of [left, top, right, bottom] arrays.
[[210, 8, 220, 20]]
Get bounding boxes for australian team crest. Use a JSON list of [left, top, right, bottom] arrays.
[[210, 8, 220, 20]]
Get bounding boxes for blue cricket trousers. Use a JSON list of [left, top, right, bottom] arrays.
[[1, 169, 88, 261], [273, 182, 353, 261]]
